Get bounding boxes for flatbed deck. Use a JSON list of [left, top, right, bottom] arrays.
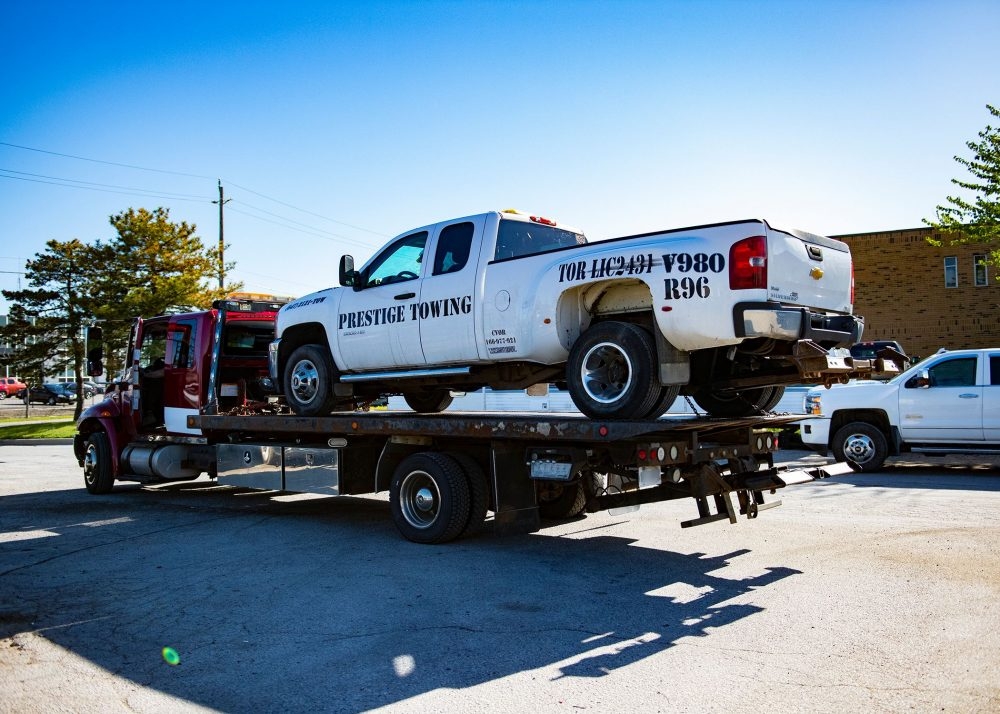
[[192, 411, 808, 442]]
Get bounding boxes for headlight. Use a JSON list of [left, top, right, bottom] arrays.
[[804, 393, 823, 415]]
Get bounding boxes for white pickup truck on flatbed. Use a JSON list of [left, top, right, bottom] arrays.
[[272, 210, 880, 419], [800, 348, 1000, 471]]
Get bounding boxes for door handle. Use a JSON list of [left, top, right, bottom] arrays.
[[394, 292, 416, 300], [958, 393, 979, 399]]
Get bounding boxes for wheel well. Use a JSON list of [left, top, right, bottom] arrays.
[[829, 410, 893, 448], [556, 280, 656, 351], [278, 323, 330, 374]]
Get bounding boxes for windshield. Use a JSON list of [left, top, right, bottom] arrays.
[[494, 219, 586, 261]]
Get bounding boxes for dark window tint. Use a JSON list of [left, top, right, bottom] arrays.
[[928, 357, 977, 387], [494, 219, 586, 261], [990, 356, 1000, 386], [433, 222, 474, 275]]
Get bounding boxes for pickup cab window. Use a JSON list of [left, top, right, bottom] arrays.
[[433, 222, 474, 275], [926, 357, 977, 387], [364, 231, 428, 287], [493, 219, 586, 261]]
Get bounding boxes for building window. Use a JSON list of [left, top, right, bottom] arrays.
[[974, 254, 988, 287], [944, 256, 958, 288]]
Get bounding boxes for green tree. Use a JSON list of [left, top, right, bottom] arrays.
[[925, 104, 1000, 273], [0, 239, 111, 418], [91, 207, 241, 377]]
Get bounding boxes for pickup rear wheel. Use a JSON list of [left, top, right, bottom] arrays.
[[644, 385, 681, 419], [390, 452, 471, 544], [832, 421, 888, 472], [83, 431, 115, 494], [403, 389, 453, 413], [567, 321, 661, 420], [692, 386, 776, 417], [284, 344, 340, 417]]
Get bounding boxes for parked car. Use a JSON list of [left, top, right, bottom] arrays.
[[17, 384, 74, 405], [0, 377, 27, 400], [63, 381, 97, 399]]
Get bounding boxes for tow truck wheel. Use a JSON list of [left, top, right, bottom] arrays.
[[390, 452, 471, 544], [447, 452, 490, 536], [567, 321, 661, 420], [832, 421, 888, 472], [83, 432, 115, 495], [284, 344, 340, 417], [403, 389, 453, 413], [691, 386, 776, 418]]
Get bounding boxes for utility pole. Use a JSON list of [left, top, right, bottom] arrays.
[[212, 180, 231, 290]]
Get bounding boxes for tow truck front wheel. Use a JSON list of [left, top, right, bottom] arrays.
[[284, 344, 340, 417], [567, 321, 661, 420], [83, 432, 115, 494], [390, 452, 471, 544]]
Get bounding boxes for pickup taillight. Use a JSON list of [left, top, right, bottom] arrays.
[[729, 235, 767, 290], [850, 261, 855, 305]]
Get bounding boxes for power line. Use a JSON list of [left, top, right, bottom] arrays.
[[1, 141, 391, 241], [0, 141, 214, 179], [0, 172, 210, 203], [229, 199, 381, 249], [222, 180, 390, 237], [0, 168, 210, 200]]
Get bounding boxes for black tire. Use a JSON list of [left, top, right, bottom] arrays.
[[760, 386, 784, 412], [566, 321, 661, 419], [403, 389, 453, 413], [83, 431, 115, 494], [644, 385, 681, 419], [447, 452, 490, 537], [389, 452, 471, 544], [692, 385, 775, 418], [46, 397, 56, 405], [832, 421, 888, 472], [283, 344, 340, 417]]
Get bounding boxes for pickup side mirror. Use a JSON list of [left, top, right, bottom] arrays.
[[905, 369, 931, 389], [86, 325, 104, 377], [339, 255, 361, 288]]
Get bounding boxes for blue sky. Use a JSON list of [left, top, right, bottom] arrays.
[[2, 0, 998, 312]]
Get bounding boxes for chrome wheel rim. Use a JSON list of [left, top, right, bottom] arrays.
[[580, 341, 633, 404], [844, 433, 875, 463], [289, 358, 320, 404], [399, 470, 439, 530]]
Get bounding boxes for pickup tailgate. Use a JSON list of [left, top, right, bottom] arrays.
[[765, 226, 853, 313]]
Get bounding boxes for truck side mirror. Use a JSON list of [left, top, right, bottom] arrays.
[[905, 369, 930, 389], [86, 325, 104, 377], [339, 255, 360, 288]]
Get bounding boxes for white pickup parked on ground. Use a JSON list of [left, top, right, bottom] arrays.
[[272, 209, 872, 420], [800, 348, 1000, 471]]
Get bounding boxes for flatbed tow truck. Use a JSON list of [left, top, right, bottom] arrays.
[[76, 296, 844, 544]]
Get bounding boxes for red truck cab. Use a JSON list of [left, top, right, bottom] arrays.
[[75, 296, 287, 485]]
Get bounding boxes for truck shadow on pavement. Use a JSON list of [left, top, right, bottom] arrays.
[[1, 481, 801, 711]]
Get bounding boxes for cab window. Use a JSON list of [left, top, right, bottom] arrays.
[[990, 356, 1000, 386], [927, 357, 977, 387], [166, 320, 197, 369], [364, 232, 428, 287], [494, 219, 586, 261], [433, 222, 474, 275]]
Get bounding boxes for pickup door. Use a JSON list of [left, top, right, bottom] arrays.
[[336, 217, 483, 371], [898, 353, 985, 442]]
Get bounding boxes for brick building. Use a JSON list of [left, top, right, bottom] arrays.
[[834, 227, 998, 360]]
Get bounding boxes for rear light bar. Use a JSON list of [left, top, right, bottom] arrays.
[[729, 235, 767, 290], [530, 215, 556, 226]]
